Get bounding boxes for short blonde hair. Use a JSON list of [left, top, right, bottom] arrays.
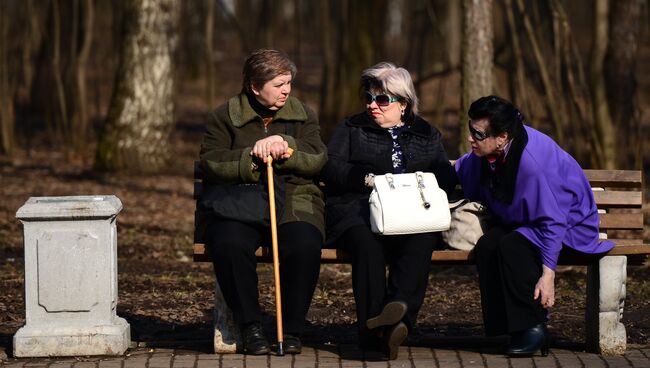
[[360, 62, 419, 118]]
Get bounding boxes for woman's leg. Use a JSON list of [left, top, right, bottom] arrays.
[[205, 219, 262, 326], [338, 225, 387, 346], [474, 227, 510, 336], [385, 232, 438, 329], [497, 232, 547, 333], [277, 221, 323, 335]]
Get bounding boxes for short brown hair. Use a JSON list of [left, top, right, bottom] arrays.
[[242, 49, 297, 94]]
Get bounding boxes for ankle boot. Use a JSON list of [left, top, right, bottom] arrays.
[[241, 322, 270, 355], [506, 323, 549, 357]]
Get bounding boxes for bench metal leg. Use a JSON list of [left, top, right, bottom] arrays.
[[586, 255, 627, 355], [213, 280, 240, 353]]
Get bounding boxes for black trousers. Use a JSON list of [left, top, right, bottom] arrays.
[[337, 225, 439, 337], [475, 227, 604, 336], [205, 219, 322, 335], [474, 227, 548, 335]]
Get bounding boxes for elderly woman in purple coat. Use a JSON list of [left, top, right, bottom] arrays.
[[455, 96, 614, 357]]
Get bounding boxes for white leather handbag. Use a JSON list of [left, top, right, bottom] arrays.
[[369, 172, 451, 235]]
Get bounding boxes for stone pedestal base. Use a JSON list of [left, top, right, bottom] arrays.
[[13, 317, 130, 357]]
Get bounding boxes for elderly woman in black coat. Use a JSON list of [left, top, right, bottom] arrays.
[[321, 62, 456, 360]]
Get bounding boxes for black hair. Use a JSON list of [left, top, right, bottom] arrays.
[[468, 95, 524, 137]]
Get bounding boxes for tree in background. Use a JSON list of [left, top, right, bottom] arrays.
[[460, 0, 493, 154], [28, 0, 94, 160], [604, 0, 644, 168], [319, 0, 387, 140], [0, 1, 15, 155], [95, 0, 180, 172], [589, 0, 616, 169], [1, 0, 48, 156]]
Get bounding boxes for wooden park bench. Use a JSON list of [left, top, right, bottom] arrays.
[[192, 162, 648, 355]]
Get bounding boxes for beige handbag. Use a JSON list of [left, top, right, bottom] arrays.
[[369, 172, 451, 235], [442, 199, 493, 250]]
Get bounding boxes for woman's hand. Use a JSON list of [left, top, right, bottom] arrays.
[[534, 265, 556, 309], [251, 135, 290, 163]]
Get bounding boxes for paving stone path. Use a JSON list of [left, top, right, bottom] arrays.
[[1, 345, 649, 368]]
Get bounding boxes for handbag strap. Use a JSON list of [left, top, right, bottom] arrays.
[[383, 172, 431, 209], [415, 172, 431, 209], [384, 173, 395, 189]]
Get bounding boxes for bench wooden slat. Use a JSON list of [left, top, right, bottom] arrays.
[[584, 169, 642, 188], [592, 191, 642, 207], [607, 238, 645, 246], [599, 213, 644, 230]]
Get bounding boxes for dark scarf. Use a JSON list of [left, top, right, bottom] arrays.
[[246, 92, 276, 119], [480, 123, 528, 204]]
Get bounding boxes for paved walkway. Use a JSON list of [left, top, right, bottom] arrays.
[[1, 344, 649, 367]]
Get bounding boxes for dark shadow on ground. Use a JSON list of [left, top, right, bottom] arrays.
[[0, 333, 13, 358]]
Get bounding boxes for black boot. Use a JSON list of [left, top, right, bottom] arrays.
[[241, 323, 270, 355], [506, 323, 549, 357], [283, 334, 302, 354]]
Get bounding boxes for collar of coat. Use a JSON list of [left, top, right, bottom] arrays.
[[228, 93, 308, 127], [345, 112, 434, 138]]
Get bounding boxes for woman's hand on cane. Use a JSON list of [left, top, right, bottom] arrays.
[[251, 136, 290, 163]]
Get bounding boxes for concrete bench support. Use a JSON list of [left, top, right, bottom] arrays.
[[586, 255, 627, 355], [14, 196, 131, 357]]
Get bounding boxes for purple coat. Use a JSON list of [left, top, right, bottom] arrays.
[[455, 126, 614, 270]]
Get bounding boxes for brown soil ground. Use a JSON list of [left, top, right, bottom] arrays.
[[0, 116, 648, 356]]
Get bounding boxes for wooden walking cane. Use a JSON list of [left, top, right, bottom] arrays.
[[266, 147, 292, 356]]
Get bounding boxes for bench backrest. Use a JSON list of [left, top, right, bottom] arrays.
[[192, 161, 645, 264]]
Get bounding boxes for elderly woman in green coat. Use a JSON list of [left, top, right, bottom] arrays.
[[199, 49, 327, 355]]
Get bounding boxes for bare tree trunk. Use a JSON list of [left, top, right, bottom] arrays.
[[503, 0, 530, 115], [515, 0, 565, 146], [589, 0, 616, 169], [19, 0, 42, 106], [95, 0, 181, 172], [205, 0, 215, 108], [292, 0, 301, 73], [71, 0, 93, 158], [460, 0, 493, 154], [318, 0, 339, 141], [0, 1, 15, 155], [319, 0, 385, 141], [604, 0, 643, 168], [51, 0, 68, 144], [445, 0, 462, 70], [217, 0, 250, 54]]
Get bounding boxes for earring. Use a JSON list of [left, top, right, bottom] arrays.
[[401, 109, 405, 116]]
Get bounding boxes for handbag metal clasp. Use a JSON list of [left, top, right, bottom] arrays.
[[416, 172, 431, 209], [386, 173, 395, 189]]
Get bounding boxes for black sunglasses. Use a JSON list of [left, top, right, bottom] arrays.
[[468, 121, 490, 141], [364, 91, 399, 107]]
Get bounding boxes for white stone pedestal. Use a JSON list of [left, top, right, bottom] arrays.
[[13, 195, 131, 357]]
